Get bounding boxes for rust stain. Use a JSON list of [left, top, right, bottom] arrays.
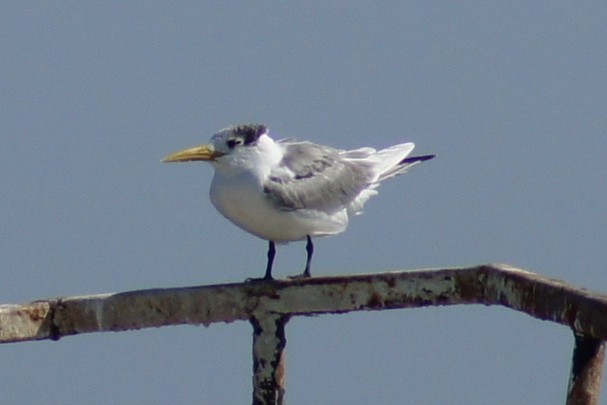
[[18, 305, 49, 322], [367, 291, 384, 308]]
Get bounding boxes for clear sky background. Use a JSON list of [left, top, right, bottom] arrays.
[[1, 2, 606, 404]]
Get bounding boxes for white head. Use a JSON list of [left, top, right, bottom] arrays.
[[163, 124, 282, 173]]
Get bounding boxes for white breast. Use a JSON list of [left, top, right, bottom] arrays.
[[209, 171, 349, 243]]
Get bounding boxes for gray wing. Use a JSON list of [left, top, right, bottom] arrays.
[[263, 142, 373, 212]]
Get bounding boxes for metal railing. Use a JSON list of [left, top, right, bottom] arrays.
[[1, 263, 605, 404]]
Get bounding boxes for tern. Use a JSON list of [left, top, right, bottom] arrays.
[[163, 124, 434, 280]]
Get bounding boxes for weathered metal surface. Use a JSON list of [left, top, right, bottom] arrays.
[[566, 333, 605, 405], [0, 301, 54, 342], [2, 263, 607, 404], [1, 264, 607, 343], [250, 314, 288, 405]]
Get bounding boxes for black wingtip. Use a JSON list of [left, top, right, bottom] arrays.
[[400, 154, 436, 165]]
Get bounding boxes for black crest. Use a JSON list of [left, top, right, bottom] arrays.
[[232, 124, 268, 145]]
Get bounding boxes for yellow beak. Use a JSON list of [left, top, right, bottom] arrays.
[[162, 144, 225, 163]]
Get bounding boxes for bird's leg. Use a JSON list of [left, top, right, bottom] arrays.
[[302, 236, 313, 277], [287, 236, 314, 280], [263, 241, 276, 280]]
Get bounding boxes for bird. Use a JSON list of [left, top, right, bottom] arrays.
[[163, 124, 434, 280]]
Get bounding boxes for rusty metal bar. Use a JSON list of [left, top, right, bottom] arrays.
[[2, 264, 607, 403], [2, 264, 607, 344], [566, 333, 606, 405], [250, 314, 289, 405]]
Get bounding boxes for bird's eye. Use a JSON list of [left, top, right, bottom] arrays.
[[226, 138, 243, 149]]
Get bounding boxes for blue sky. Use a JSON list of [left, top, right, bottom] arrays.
[[1, 2, 606, 404]]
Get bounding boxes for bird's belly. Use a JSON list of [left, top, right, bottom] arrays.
[[209, 178, 348, 242]]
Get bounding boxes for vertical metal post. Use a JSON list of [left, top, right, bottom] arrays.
[[250, 314, 289, 405], [566, 332, 606, 405]]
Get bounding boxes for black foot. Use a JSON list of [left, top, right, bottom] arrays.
[[287, 270, 311, 280], [245, 275, 274, 283]]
